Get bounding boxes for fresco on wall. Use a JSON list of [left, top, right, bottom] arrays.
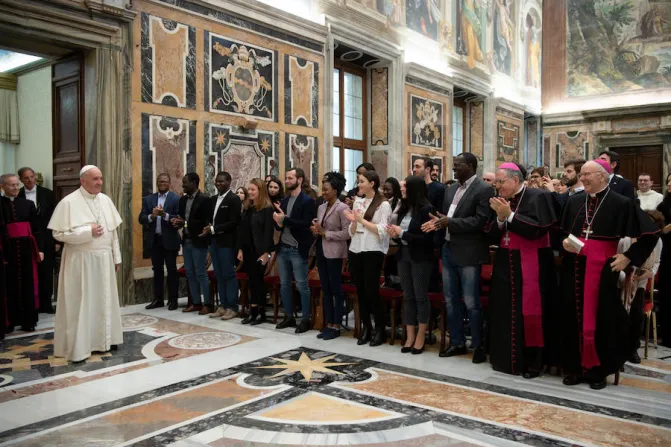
[[567, 0, 671, 96], [353, 0, 404, 27], [410, 94, 443, 149], [557, 131, 589, 164], [456, 0, 486, 69], [209, 33, 276, 120], [493, 0, 515, 75], [525, 12, 541, 88], [407, 0, 440, 40]]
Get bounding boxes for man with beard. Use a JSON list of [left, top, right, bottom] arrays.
[[559, 160, 659, 390], [413, 156, 444, 211], [598, 151, 635, 201], [431, 163, 441, 183], [2, 174, 43, 333], [486, 163, 558, 378]]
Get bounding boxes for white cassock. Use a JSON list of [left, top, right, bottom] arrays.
[[48, 186, 124, 362]]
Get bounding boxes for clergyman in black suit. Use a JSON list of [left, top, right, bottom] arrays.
[[598, 150, 635, 200], [172, 173, 212, 314], [139, 173, 181, 310], [18, 167, 56, 314], [422, 153, 494, 364], [201, 171, 241, 320]]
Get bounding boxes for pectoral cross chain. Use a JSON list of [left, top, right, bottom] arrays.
[[583, 227, 593, 240], [503, 232, 511, 245]]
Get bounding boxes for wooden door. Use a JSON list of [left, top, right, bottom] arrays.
[[614, 146, 664, 193], [52, 57, 84, 201]]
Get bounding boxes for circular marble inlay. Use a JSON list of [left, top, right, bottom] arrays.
[[0, 374, 13, 387], [122, 315, 159, 330], [168, 332, 241, 350]]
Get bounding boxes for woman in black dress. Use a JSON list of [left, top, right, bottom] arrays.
[[657, 173, 671, 347]]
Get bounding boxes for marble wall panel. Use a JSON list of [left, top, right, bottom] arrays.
[[371, 150, 389, 183], [496, 118, 521, 163], [371, 67, 389, 146], [208, 32, 277, 121], [285, 134, 319, 190], [526, 119, 539, 166], [284, 55, 319, 128], [141, 114, 196, 199], [410, 94, 443, 149], [205, 123, 279, 194], [543, 134, 552, 169], [141, 13, 196, 109], [557, 131, 588, 166], [469, 101, 484, 161]]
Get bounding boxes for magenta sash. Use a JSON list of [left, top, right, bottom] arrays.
[[578, 238, 618, 370], [501, 232, 548, 347], [6, 222, 40, 308]]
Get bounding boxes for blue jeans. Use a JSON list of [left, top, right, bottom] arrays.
[[316, 243, 344, 325], [442, 244, 482, 348], [183, 239, 210, 305], [277, 246, 310, 321], [209, 243, 238, 311]]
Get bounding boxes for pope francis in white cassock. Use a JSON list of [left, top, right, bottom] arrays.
[[48, 165, 124, 362]]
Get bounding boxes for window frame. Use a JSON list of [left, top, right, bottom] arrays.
[[452, 98, 467, 157], [333, 61, 368, 173]]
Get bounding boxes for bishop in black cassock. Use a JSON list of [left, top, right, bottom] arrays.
[[0, 204, 6, 340], [486, 163, 559, 378], [1, 189, 42, 333], [559, 160, 659, 390]]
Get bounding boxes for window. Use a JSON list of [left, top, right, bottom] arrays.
[[452, 104, 464, 157], [333, 63, 367, 189]]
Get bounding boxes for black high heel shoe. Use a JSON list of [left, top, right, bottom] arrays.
[[357, 326, 371, 345], [411, 346, 424, 355]]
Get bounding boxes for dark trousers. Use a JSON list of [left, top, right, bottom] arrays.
[[151, 234, 179, 303], [244, 250, 267, 307], [316, 243, 344, 325], [398, 252, 432, 325], [629, 288, 645, 354], [38, 242, 55, 310], [210, 243, 239, 311], [350, 251, 385, 331]]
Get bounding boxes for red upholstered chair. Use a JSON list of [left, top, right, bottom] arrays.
[[263, 255, 283, 323], [235, 262, 249, 317], [644, 274, 659, 359]]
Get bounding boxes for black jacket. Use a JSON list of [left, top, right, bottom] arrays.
[[238, 206, 275, 258], [394, 205, 435, 263], [138, 191, 181, 251], [18, 185, 55, 247], [277, 191, 317, 258], [209, 190, 242, 248], [178, 191, 211, 249], [609, 175, 635, 201]]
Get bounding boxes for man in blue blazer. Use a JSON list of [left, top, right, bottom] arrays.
[[139, 173, 181, 310], [273, 168, 317, 333]]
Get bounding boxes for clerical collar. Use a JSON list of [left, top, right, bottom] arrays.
[[589, 185, 609, 198], [25, 186, 36, 193], [7, 196, 15, 201], [514, 185, 525, 197], [79, 187, 98, 199]]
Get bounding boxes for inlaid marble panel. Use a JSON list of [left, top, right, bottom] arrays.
[[496, 119, 521, 163], [371, 150, 389, 183], [469, 101, 484, 161], [371, 67, 389, 146], [141, 13, 196, 109], [205, 123, 278, 194], [286, 133, 319, 190], [557, 131, 588, 165], [208, 32, 277, 121], [543, 135, 552, 169], [284, 55, 318, 128], [410, 94, 443, 149], [141, 114, 196, 198]]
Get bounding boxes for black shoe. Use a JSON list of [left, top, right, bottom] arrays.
[[472, 347, 486, 364], [295, 320, 311, 334], [589, 378, 608, 390], [145, 300, 164, 310], [563, 376, 581, 386], [20, 326, 35, 332], [168, 301, 178, 311], [439, 345, 467, 358], [40, 306, 55, 314], [629, 351, 641, 364], [401, 346, 413, 353], [369, 332, 386, 347], [276, 317, 296, 330], [241, 314, 257, 325], [411, 346, 424, 355], [250, 314, 267, 326], [110, 345, 118, 351], [317, 327, 327, 339], [523, 371, 540, 379], [322, 327, 340, 340], [357, 326, 371, 345]]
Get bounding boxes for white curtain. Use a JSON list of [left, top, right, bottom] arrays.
[[0, 88, 20, 144]]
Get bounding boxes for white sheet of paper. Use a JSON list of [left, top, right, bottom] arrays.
[[447, 204, 457, 218]]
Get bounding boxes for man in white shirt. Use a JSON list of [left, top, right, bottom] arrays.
[[636, 173, 663, 211]]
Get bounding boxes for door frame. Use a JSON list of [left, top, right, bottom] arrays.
[[598, 134, 671, 189]]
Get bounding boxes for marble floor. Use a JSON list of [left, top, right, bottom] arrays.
[[1, 300, 670, 447]]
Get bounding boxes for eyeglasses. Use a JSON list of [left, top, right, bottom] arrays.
[[579, 171, 600, 178], [493, 178, 511, 185]]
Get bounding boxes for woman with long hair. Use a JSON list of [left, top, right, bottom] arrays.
[[267, 176, 284, 206], [311, 171, 350, 340], [237, 178, 275, 325], [344, 170, 392, 346], [236, 186, 249, 213], [383, 177, 402, 213], [386, 176, 434, 354], [657, 173, 671, 347]]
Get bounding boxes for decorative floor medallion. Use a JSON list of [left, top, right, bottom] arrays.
[[255, 352, 355, 381], [121, 314, 159, 330], [168, 332, 242, 350]]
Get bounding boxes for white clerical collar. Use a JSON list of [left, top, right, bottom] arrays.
[[7, 196, 15, 201], [25, 186, 36, 193], [515, 185, 525, 196], [79, 186, 98, 199], [589, 185, 609, 198]]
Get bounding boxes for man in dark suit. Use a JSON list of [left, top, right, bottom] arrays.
[[171, 173, 212, 315], [139, 173, 181, 311], [200, 171, 241, 320], [273, 168, 317, 333], [598, 151, 635, 200], [422, 153, 494, 363], [18, 167, 56, 314]]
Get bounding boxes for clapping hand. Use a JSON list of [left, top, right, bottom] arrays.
[[199, 224, 212, 237], [421, 211, 447, 233], [386, 224, 402, 238], [273, 203, 285, 226], [632, 269, 653, 282], [310, 219, 325, 237], [489, 197, 512, 221], [170, 217, 184, 228]]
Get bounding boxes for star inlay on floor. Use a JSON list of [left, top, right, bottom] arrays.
[[255, 352, 356, 381]]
